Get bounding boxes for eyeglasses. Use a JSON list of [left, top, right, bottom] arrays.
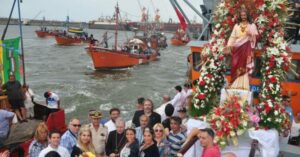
[[72, 124, 81, 127], [155, 129, 163, 133]]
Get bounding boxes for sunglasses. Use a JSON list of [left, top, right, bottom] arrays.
[[155, 129, 163, 132], [72, 124, 81, 127]]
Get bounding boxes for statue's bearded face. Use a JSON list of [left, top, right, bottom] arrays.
[[240, 11, 247, 22]]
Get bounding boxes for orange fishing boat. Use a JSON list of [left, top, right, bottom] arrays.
[[55, 27, 91, 45], [55, 35, 83, 45], [171, 36, 189, 46], [86, 4, 159, 70], [35, 30, 48, 38], [170, 1, 190, 46], [88, 47, 159, 69]]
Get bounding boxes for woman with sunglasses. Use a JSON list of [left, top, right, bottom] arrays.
[[119, 128, 139, 157], [153, 123, 169, 157], [71, 125, 95, 157], [140, 128, 159, 157]]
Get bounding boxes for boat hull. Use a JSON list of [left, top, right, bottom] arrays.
[[35, 30, 61, 38], [55, 35, 83, 45], [88, 47, 158, 70], [171, 38, 188, 46], [35, 31, 48, 38]]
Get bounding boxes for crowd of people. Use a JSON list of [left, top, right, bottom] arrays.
[[22, 83, 223, 157]]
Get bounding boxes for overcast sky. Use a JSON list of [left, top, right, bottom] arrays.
[[0, 0, 205, 23]]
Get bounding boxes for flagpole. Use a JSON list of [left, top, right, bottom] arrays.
[[17, 0, 26, 84], [1, 0, 17, 40]]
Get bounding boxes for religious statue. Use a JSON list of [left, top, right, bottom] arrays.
[[226, 9, 258, 90]]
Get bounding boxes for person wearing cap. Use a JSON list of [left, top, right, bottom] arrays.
[[89, 111, 108, 156], [60, 118, 81, 153], [171, 85, 185, 116], [44, 91, 60, 109], [2, 74, 27, 122]]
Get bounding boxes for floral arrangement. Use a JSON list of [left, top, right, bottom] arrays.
[[207, 94, 249, 148], [254, 0, 291, 131], [191, 0, 291, 133]]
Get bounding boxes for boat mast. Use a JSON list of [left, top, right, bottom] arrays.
[[17, 0, 26, 84], [115, 3, 119, 50], [1, 0, 17, 40]]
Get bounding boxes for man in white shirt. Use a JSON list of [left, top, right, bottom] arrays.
[[104, 108, 120, 133], [38, 130, 70, 157], [171, 85, 185, 116], [44, 91, 60, 109]]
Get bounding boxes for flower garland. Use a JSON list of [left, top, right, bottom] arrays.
[[254, 0, 291, 131], [191, 0, 291, 132]]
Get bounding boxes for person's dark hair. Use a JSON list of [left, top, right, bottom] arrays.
[[45, 151, 61, 157], [237, 9, 253, 24], [109, 108, 120, 114], [44, 92, 50, 98], [137, 97, 145, 105], [282, 95, 290, 100], [48, 130, 61, 138], [175, 85, 182, 92], [200, 128, 215, 138], [184, 83, 190, 88], [170, 116, 182, 125], [165, 103, 174, 117], [126, 128, 136, 135]]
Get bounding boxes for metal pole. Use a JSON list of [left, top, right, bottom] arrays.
[[182, 0, 209, 23], [17, 0, 26, 84], [115, 3, 119, 50], [1, 0, 17, 40]]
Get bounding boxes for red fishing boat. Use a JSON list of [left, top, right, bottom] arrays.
[[171, 33, 189, 46], [35, 25, 63, 38], [86, 4, 159, 70], [170, 3, 190, 46], [55, 28, 91, 45]]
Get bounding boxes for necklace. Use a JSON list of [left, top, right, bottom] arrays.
[[115, 132, 125, 153], [240, 23, 247, 33]]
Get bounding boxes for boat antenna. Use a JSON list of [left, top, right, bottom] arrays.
[[115, 3, 119, 50], [17, 0, 26, 84], [1, 0, 17, 40]]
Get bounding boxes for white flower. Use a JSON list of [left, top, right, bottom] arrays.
[[274, 110, 279, 115], [267, 118, 272, 121], [243, 121, 248, 127], [230, 131, 236, 137], [220, 116, 225, 121], [237, 129, 244, 136], [220, 141, 226, 146]]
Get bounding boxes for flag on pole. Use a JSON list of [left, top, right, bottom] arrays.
[[174, 8, 187, 31], [0, 37, 21, 84]]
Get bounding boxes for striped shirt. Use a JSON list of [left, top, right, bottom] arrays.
[[167, 131, 186, 157]]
